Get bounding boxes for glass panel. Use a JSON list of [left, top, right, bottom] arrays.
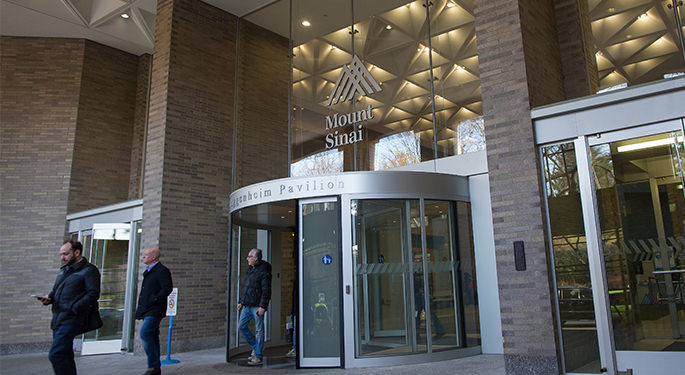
[[84, 237, 128, 341], [430, 0, 483, 158], [541, 142, 602, 373], [229, 224, 260, 348], [291, 0, 354, 173], [352, 199, 424, 356], [591, 131, 685, 352], [301, 201, 340, 358], [424, 200, 459, 351], [456, 201, 479, 347], [353, 0, 436, 170], [588, 0, 685, 91]]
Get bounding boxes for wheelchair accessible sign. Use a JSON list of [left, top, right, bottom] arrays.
[[322, 254, 333, 265]]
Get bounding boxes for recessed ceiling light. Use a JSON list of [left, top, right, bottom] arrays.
[[386, 24, 392, 30], [120, 13, 130, 19], [301, 20, 311, 27], [447, 2, 455, 8]]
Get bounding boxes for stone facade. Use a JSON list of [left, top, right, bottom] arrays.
[[473, 0, 568, 373]]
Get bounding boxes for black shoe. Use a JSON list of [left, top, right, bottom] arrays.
[[144, 368, 161, 375]]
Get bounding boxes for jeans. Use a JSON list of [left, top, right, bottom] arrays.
[[140, 315, 163, 369], [238, 306, 264, 359], [49, 324, 79, 375]]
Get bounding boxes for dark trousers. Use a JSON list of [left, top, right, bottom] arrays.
[[140, 315, 163, 369], [49, 324, 79, 375]]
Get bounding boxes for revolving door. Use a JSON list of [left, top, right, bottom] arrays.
[[227, 171, 481, 368]]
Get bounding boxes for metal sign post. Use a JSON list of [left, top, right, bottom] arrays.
[[161, 288, 180, 365]]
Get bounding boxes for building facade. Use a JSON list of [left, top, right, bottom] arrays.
[[1, 0, 684, 374]]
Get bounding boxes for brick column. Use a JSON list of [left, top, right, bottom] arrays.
[[129, 54, 152, 200], [142, 0, 237, 351], [474, 1, 566, 374], [554, 0, 599, 98]]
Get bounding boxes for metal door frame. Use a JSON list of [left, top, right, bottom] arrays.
[[574, 119, 685, 374]]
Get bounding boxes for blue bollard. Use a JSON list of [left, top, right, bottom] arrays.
[[161, 316, 180, 365]]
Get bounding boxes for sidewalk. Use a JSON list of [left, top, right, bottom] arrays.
[[0, 347, 505, 375]]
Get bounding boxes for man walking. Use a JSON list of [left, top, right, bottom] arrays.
[[237, 248, 272, 366], [135, 248, 173, 375], [37, 240, 100, 375]]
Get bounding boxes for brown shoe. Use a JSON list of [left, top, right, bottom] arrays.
[[144, 368, 161, 375]]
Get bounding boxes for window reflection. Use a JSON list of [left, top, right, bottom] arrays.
[[541, 142, 601, 373], [285, 0, 482, 174]]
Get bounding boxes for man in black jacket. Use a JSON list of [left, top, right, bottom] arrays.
[[135, 248, 173, 375], [237, 248, 272, 366], [37, 240, 100, 375]]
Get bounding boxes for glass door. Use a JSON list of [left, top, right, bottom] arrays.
[[299, 198, 341, 367], [81, 223, 132, 355], [588, 127, 685, 373]]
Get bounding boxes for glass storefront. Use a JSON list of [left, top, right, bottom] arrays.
[[65, 200, 143, 355], [537, 83, 685, 373], [246, 0, 484, 175], [227, 172, 478, 368]]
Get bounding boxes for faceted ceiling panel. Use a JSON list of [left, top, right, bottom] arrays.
[[589, 0, 685, 89]]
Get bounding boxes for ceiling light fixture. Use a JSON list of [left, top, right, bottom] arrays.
[[447, 2, 455, 8], [386, 24, 392, 30], [608, 7, 615, 12], [120, 13, 130, 19], [639, 12, 648, 20], [456, 65, 465, 71], [617, 135, 683, 152], [302, 20, 311, 27]]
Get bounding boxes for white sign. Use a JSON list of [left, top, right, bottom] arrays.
[[166, 288, 178, 317]]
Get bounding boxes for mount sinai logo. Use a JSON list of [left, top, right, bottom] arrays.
[[326, 55, 382, 106]]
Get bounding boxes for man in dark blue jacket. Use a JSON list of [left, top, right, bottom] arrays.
[[237, 248, 272, 366], [37, 240, 100, 375], [135, 248, 173, 375]]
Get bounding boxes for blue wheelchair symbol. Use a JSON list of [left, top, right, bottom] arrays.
[[322, 254, 333, 265]]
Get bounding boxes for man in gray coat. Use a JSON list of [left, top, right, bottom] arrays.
[[37, 240, 100, 375]]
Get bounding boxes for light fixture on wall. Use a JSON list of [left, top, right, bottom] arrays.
[[301, 20, 311, 27], [617, 135, 684, 152]]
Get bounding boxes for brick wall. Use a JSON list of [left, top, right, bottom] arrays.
[[234, 20, 289, 188], [554, 0, 599, 99], [141, 0, 237, 351], [473, 0, 564, 373], [129, 54, 152, 200], [0, 37, 84, 353], [68, 41, 138, 213]]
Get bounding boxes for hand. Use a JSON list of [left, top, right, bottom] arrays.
[[37, 295, 51, 305], [257, 307, 266, 316], [237, 303, 242, 311]]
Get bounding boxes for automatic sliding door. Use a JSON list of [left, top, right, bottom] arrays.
[[589, 129, 685, 372]]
